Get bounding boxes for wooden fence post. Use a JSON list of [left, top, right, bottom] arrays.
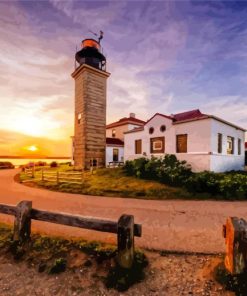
[[41, 169, 44, 181], [117, 214, 134, 269], [223, 217, 247, 274], [32, 166, 35, 178], [13, 201, 32, 243], [57, 171, 59, 185]]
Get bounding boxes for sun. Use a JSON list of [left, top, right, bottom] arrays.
[[26, 145, 38, 152]]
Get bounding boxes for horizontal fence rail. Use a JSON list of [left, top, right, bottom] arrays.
[[23, 168, 84, 185], [0, 201, 142, 268]]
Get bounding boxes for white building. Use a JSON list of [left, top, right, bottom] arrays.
[[106, 137, 124, 165], [124, 109, 246, 172], [105, 113, 145, 166]]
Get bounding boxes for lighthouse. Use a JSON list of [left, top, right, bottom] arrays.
[[72, 37, 110, 169]]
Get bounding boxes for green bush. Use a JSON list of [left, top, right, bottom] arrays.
[[218, 174, 247, 200], [184, 171, 222, 194], [185, 172, 247, 200], [50, 161, 58, 168], [123, 155, 192, 186], [124, 158, 149, 178], [124, 156, 247, 199], [0, 161, 14, 169], [157, 155, 192, 186]]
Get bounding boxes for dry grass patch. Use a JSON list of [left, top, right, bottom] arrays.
[[19, 166, 191, 200]]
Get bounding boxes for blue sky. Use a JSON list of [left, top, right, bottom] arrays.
[[0, 0, 246, 156]]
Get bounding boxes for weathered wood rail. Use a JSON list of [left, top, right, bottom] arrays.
[[0, 201, 142, 268], [24, 169, 84, 184]]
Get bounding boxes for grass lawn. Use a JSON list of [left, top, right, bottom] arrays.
[[19, 165, 196, 200]]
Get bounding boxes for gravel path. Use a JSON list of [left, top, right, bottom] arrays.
[[0, 251, 234, 296], [0, 169, 246, 253]]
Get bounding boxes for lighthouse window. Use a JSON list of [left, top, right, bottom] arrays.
[[77, 113, 82, 124]]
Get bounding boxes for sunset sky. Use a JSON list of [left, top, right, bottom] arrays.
[[0, 1, 247, 157]]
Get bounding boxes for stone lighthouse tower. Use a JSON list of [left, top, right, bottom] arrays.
[[72, 37, 110, 169]]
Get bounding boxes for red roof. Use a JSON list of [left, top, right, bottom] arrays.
[[145, 113, 173, 125], [106, 116, 145, 129], [172, 109, 206, 122], [106, 137, 124, 146]]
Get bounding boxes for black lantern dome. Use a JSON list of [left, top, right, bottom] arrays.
[[75, 39, 106, 71]]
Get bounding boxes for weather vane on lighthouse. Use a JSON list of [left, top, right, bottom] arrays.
[[88, 30, 104, 44]]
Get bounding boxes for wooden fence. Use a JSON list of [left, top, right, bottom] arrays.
[[0, 201, 142, 269], [24, 168, 84, 184]]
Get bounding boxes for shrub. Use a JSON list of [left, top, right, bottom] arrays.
[[0, 162, 14, 169], [123, 156, 247, 199], [218, 174, 247, 200], [124, 158, 149, 178], [50, 161, 58, 168], [157, 155, 192, 186], [184, 171, 222, 195], [123, 155, 192, 186], [123, 160, 135, 176], [185, 172, 247, 200]]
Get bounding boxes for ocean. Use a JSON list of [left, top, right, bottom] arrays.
[[0, 158, 70, 167]]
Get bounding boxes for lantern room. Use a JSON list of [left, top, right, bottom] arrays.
[[75, 38, 106, 71]]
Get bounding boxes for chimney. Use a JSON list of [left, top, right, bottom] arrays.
[[129, 113, 135, 118]]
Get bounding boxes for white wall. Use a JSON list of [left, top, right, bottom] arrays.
[[106, 146, 124, 165], [210, 119, 245, 172], [124, 114, 245, 172], [174, 118, 212, 172], [124, 115, 212, 171]]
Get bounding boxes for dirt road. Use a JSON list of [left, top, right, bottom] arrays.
[[0, 169, 246, 253]]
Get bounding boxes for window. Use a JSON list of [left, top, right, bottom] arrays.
[[135, 139, 142, 154], [149, 127, 154, 134], [218, 133, 222, 154], [112, 129, 116, 138], [160, 125, 166, 132], [77, 113, 82, 124], [150, 137, 165, 153], [227, 136, 234, 155], [176, 134, 187, 153], [113, 149, 119, 162], [238, 138, 241, 155]]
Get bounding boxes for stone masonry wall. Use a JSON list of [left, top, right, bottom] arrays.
[[72, 64, 110, 169]]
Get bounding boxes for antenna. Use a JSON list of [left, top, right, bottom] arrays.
[[98, 30, 104, 44]]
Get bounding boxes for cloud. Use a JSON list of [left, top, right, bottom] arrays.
[[0, 1, 247, 156], [203, 96, 247, 128]]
